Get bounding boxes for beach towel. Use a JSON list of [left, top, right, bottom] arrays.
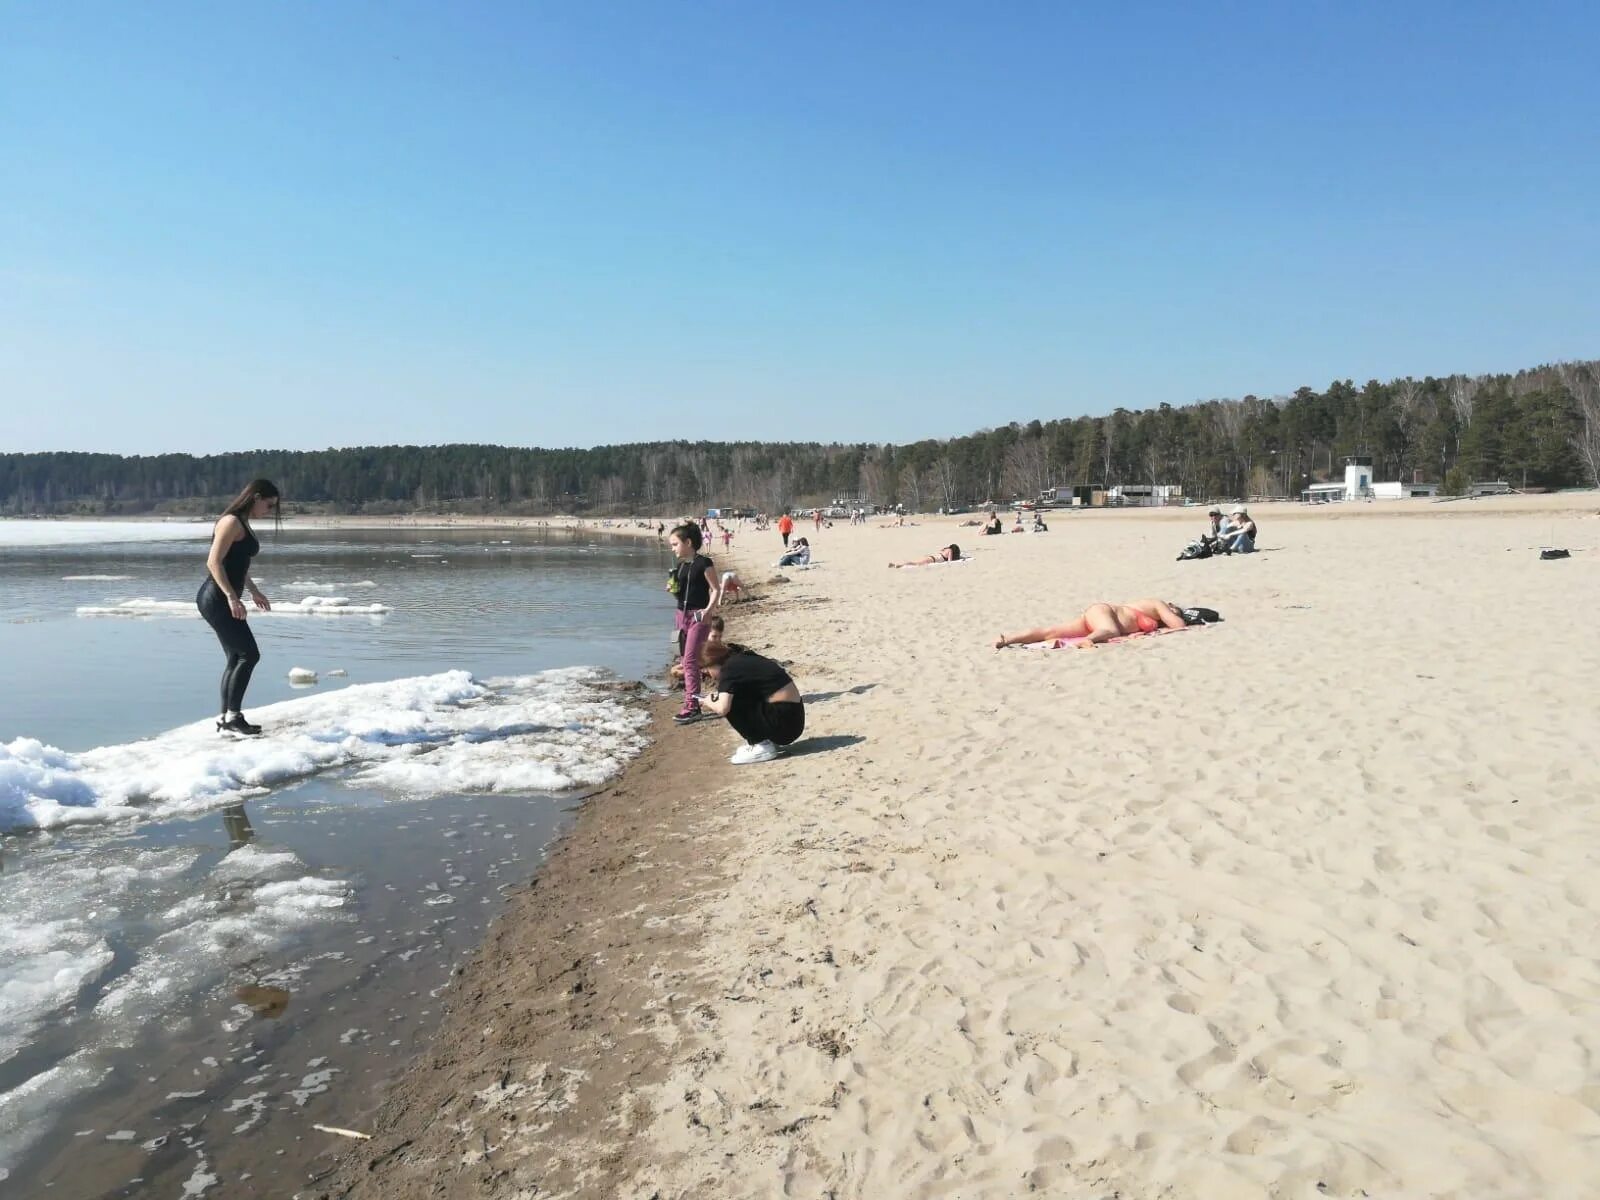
[[905, 555, 972, 568], [1019, 625, 1207, 650]]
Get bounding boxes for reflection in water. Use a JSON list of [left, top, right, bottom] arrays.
[[221, 804, 255, 848]]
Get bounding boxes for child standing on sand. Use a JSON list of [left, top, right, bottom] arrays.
[[668, 523, 721, 725]]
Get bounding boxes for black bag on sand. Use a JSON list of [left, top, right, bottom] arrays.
[[1540, 548, 1571, 560], [1176, 539, 1214, 562], [1179, 606, 1223, 626]]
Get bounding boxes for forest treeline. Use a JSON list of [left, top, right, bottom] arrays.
[[4, 360, 1597, 515]]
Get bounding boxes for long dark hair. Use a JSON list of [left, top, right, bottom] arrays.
[[222, 479, 282, 532], [946, 543, 961, 560]]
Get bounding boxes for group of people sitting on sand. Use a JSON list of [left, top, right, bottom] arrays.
[[668, 521, 806, 765], [1178, 505, 1258, 558]]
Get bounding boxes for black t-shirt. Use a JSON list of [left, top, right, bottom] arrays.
[[716, 651, 792, 714], [676, 553, 715, 610]]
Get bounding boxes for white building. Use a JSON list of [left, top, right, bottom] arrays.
[[1372, 480, 1440, 499], [1107, 483, 1182, 506], [1301, 456, 1374, 502]]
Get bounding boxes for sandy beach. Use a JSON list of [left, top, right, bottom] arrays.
[[315, 494, 1600, 1200]]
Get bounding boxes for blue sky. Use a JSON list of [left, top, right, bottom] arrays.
[[4, 1, 1598, 454]]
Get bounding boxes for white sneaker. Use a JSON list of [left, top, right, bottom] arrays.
[[730, 740, 779, 765]]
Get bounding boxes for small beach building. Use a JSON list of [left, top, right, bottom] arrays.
[[1107, 484, 1182, 507], [1372, 480, 1441, 499], [1300, 456, 1376, 502]]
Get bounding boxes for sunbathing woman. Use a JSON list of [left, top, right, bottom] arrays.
[[994, 598, 1187, 649], [889, 543, 961, 568]]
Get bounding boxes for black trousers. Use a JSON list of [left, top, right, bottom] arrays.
[[781, 531, 790, 547], [197, 580, 261, 713], [726, 699, 805, 747]]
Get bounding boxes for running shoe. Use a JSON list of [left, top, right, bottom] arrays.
[[672, 710, 705, 726], [217, 714, 263, 736]]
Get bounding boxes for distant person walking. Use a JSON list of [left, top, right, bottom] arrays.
[[668, 523, 722, 725], [777, 513, 794, 548], [197, 479, 280, 736]]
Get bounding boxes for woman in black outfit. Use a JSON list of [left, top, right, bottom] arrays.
[[695, 641, 805, 764], [198, 479, 279, 735]]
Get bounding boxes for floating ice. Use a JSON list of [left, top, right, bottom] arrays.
[[287, 580, 376, 590], [287, 668, 318, 684], [60, 574, 134, 581], [0, 836, 353, 1175], [76, 596, 391, 618], [0, 939, 114, 1065], [0, 1052, 112, 1176], [327, 669, 348, 678], [1, 669, 648, 833]]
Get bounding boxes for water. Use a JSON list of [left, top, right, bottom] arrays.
[[0, 522, 675, 1195]]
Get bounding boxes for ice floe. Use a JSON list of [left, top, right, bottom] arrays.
[[60, 574, 135, 581], [286, 580, 377, 591], [287, 668, 318, 684], [75, 596, 391, 618], [1, 668, 648, 833]]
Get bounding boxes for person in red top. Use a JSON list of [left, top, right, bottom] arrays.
[[777, 513, 794, 548]]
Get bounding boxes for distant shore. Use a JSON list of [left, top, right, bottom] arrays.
[[6, 488, 1596, 530]]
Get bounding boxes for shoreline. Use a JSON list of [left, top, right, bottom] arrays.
[[309, 542, 765, 1198]]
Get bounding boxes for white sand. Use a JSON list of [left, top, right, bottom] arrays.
[[629, 494, 1600, 1199]]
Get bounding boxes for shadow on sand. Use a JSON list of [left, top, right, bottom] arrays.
[[785, 734, 866, 758], [802, 684, 878, 704]]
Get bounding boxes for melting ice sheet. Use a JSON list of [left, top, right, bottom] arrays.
[[0, 667, 649, 1178], [0, 839, 351, 1175], [76, 595, 392, 617], [0, 668, 650, 832]]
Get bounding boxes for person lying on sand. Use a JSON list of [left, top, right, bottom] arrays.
[[889, 544, 961, 568], [995, 598, 1188, 649]]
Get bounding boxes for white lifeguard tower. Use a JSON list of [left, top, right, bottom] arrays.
[[1300, 455, 1375, 503], [1342, 455, 1373, 500]]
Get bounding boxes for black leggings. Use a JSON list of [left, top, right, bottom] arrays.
[[197, 581, 261, 713], [726, 699, 805, 748]]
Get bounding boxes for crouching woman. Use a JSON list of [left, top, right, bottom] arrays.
[[695, 642, 805, 764]]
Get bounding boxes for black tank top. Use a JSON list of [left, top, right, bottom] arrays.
[[216, 521, 259, 592], [676, 553, 714, 611]]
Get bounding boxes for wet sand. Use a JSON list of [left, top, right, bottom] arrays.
[[307, 692, 743, 1198]]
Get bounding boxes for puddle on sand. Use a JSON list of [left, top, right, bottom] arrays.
[[2, 781, 576, 1198]]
